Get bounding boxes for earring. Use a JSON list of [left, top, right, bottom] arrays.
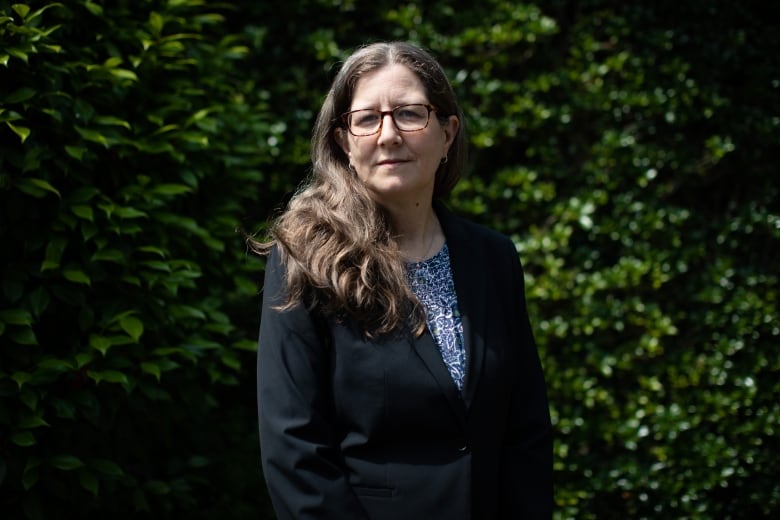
[[440, 156, 448, 164]]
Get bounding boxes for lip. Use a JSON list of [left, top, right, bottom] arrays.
[[376, 158, 410, 166]]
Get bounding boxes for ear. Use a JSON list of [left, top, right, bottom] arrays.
[[441, 115, 460, 156], [334, 127, 351, 156]]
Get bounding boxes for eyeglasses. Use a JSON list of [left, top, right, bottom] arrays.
[[341, 104, 436, 136]]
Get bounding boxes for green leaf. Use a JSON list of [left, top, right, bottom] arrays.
[[185, 108, 213, 125], [150, 183, 192, 196], [74, 126, 109, 147], [64, 145, 86, 160], [84, 1, 103, 15], [107, 309, 137, 325], [0, 108, 21, 122], [51, 454, 84, 471], [19, 415, 49, 429], [102, 56, 123, 68], [220, 352, 241, 371], [19, 387, 38, 410], [26, 3, 65, 23], [63, 269, 91, 286], [24, 457, 42, 472], [137, 245, 167, 257], [110, 68, 138, 81], [12, 4, 31, 19], [12, 371, 32, 388], [114, 206, 148, 219], [10, 327, 38, 345], [141, 260, 171, 272], [41, 236, 67, 271], [81, 221, 98, 242], [188, 456, 210, 468], [65, 186, 100, 203], [0, 309, 33, 325], [89, 335, 113, 356], [37, 358, 73, 372], [75, 353, 93, 368], [119, 316, 144, 342], [148, 11, 164, 36], [145, 480, 170, 495], [6, 121, 30, 143], [91, 248, 124, 263], [22, 471, 40, 491], [121, 275, 141, 286], [232, 339, 258, 352], [151, 123, 179, 136], [87, 370, 129, 385], [15, 177, 61, 198], [170, 304, 207, 320], [6, 47, 28, 63], [28, 286, 50, 317], [141, 362, 161, 381], [22, 460, 39, 489], [6, 87, 36, 103], [79, 468, 99, 496], [94, 115, 132, 129], [70, 205, 94, 221], [90, 458, 124, 477], [12, 432, 36, 447]]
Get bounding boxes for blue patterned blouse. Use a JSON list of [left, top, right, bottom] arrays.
[[405, 244, 467, 392]]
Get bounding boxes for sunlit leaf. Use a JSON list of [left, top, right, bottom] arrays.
[[119, 315, 144, 342], [6, 121, 31, 143], [63, 269, 91, 286]]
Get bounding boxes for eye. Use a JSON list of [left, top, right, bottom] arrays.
[[395, 105, 426, 122], [352, 110, 380, 128]]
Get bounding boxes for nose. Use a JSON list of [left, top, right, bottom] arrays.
[[376, 112, 401, 144]]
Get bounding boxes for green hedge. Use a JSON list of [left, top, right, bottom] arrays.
[[0, 1, 272, 517], [1, 0, 778, 518]]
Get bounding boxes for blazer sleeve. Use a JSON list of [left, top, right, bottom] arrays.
[[257, 247, 369, 519], [501, 241, 554, 518]]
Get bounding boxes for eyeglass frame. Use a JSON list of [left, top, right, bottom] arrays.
[[339, 103, 437, 137]]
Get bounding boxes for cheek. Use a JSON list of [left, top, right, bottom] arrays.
[[350, 141, 374, 162]]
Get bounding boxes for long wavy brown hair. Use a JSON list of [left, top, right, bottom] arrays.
[[249, 41, 467, 337]]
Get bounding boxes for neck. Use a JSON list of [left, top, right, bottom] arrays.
[[384, 199, 443, 262]]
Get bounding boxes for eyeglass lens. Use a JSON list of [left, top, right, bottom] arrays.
[[347, 104, 431, 135]]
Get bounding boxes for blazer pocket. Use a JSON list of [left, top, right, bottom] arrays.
[[353, 486, 394, 498]]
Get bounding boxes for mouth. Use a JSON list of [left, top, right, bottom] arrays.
[[377, 158, 410, 166]]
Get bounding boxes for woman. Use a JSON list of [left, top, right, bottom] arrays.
[[253, 41, 552, 519]]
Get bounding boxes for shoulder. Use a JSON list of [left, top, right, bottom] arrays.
[[261, 244, 303, 312], [262, 244, 285, 297], [435, 200, 517, 257]]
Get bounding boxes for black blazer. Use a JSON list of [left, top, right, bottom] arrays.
[[257, 203, 553, 519]]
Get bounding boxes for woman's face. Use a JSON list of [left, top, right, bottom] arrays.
[[335, 64, 459, 208]]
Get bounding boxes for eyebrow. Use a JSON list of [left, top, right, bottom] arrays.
[[349, 101, 429, 111]]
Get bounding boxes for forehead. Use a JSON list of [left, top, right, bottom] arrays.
[[350, 64, 427, 107]]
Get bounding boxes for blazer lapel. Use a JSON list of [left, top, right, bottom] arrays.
[[434, 201, 488, 410], [411, 329, 468, 427]]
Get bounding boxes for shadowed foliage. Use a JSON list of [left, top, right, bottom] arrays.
[[1, 1, 777, 518]]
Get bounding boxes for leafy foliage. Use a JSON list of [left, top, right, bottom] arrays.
[[1, 0, 778, 518], [1, 1, 270, 517]]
